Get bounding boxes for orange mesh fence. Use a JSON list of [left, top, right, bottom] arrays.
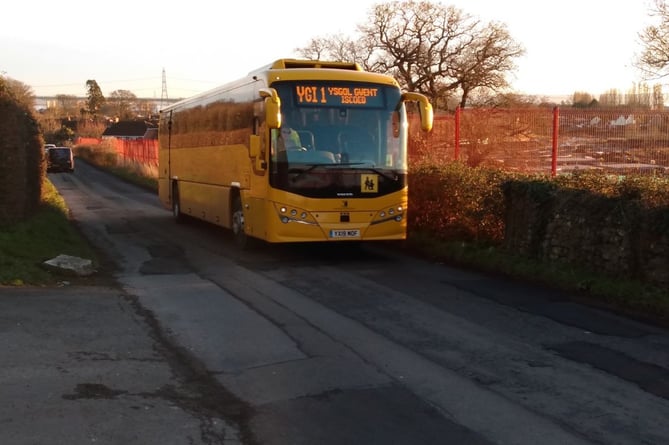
[[556, 109, 669, 175], [112, 139, 159, 166], [410, 108, 669, 176]]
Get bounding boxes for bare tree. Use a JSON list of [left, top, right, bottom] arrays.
[[637, 0, 669, 79], [108, 89, 137, 120], [295, 0, 524, 109], [360, 1, 475, 108], [653, 83, 664, 108], [449, 20, 525, 108], [572, 91, 597, 108], [55, 94, 79, 117], [470, 91, 544, 108], [296, 36, 332, 61], [296, 34, 373, 69], [599, 89, 623, 107], [626, 82, 652, 108]]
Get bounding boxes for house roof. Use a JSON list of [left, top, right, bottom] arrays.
[[102, 120, 157, 137]]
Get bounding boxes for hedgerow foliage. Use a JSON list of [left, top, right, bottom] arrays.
[[553, 171, 669, 208], [408, 162, 512, 244], [0, 78, 44, 226], [75, 141, 119, 168], [408, 162, 669, 246]]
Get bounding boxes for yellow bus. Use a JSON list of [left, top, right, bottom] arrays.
[[158, 59, 432, 247]]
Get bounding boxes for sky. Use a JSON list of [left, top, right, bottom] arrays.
[[0, 0, 657, 101]]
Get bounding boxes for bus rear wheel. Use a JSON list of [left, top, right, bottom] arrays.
[[231, 196, 247, 248], [172, 183, 184, 223]]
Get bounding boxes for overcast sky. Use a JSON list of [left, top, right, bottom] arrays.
[[0, 0, 655, 99]]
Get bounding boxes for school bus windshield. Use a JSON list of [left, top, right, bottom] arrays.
[[269, 81, 408, 198]]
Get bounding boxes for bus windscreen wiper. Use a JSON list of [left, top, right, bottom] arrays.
[[288, 164, 331, 182]]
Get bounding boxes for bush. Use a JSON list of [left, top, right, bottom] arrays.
[[0, 78, 44, 226], [408, 162, 512, 244], [75, 141, 119, 168], [553, 171, 669, 208]]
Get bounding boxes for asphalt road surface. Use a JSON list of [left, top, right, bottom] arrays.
[[2, 160, 669, 445]]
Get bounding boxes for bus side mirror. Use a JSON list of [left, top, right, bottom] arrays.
[[402, 92, 434, 132], [259, 88, 282, 129]]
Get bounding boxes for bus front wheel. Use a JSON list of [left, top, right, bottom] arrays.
[[231, 196, 247, 248]]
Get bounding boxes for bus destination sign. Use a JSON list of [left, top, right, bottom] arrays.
[[295, 84, 384, 107]]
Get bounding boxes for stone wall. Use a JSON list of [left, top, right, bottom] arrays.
[[503, 181, 669, 287]]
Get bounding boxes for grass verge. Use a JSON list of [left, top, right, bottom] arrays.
[[103, 165, 158, 192], [0, 179, 100, 286]]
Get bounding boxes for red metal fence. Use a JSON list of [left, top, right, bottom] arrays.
[[410, 107, 669, 176]]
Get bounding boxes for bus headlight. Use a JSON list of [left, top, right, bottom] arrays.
[[274, 203, 317, 225], [371, 204, 405, 226]]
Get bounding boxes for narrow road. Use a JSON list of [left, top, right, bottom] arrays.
[[12, 161, 669, 444]]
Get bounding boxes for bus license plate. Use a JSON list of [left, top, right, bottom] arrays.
[[330, 229, 360, 239]]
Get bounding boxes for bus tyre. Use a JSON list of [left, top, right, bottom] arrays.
[[232, 196, 247, 249], [172, 184, 184, 223]]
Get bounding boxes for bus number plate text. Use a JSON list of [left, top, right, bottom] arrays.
[[330, 229, 360, 239]]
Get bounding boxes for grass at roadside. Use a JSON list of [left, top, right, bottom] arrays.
[[0, 179, 100, 286], [103, 165, 158, 192]]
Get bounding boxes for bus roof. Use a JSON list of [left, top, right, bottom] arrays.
[[252, 59, 397, 85], [258, 59, 363, 72], [161, 59, 400, 113]]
